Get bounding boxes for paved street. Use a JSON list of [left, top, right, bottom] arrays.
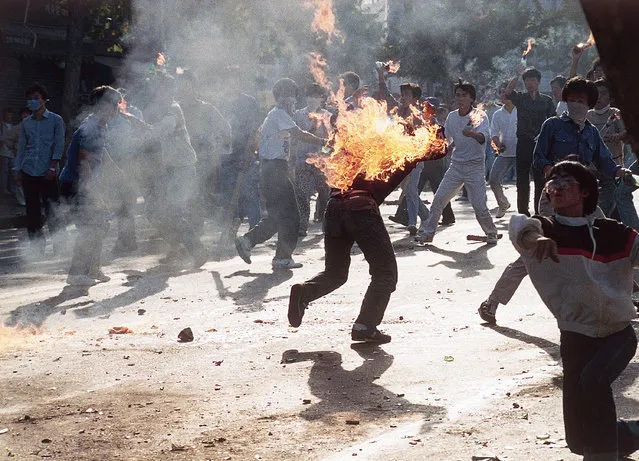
[[0, 184, 637, 460]]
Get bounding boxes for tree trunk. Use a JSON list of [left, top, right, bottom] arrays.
[[579, 0, 639, 149], [61, 0, 88, 125]]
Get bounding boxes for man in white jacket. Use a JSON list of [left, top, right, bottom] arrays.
[[509, 160, 639, 460]]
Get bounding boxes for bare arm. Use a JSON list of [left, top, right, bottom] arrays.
[[569, 48, 584, 78]]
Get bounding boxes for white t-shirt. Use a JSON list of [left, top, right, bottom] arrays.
[[258, 107, 297, 161], [444, 108, 491, 164], [490, 106, 518, 158]]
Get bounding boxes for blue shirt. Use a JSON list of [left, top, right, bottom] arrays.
[[60, 115, 105, 183], [15, 109, 65, 176], [533, 114, 619, 179]]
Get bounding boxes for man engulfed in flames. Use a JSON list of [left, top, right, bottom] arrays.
[[287, 85, 447, 344]]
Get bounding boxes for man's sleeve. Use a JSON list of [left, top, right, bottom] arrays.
[[479, 113, 491, 141], [533, 119, 553, 173], [277, 110, 297, 132], [14, 123, 26, 171], [546, 97, 557, 118], [509, 214, 544, 256], [594, 130, 620, 178], [490, 112, 501, 138], [506, 90, 521, 106], [444, 113, 453, 143], [52, 116, 65, 160]]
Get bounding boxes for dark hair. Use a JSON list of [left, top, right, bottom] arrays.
[[453, 79, 476, 102], [399, 82, 422, 100], [561, 76, 599, 108], [19, 107, 31, 117], [550, 75, 567, 88], [340, 72, 360, 90], [547, 160, 599, 215], [25, 82, 49, 100], [522, 67, 542, 81], [272, 78, 299, 100], [305, 83, 328, 99], [89, 86, 122, 107]]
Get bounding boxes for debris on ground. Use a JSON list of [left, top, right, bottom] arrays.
[[178, 327, 194, 342], [108, 326, 133, 334]]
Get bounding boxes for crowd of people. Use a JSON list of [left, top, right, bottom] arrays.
[[2, 45, 639, 460]]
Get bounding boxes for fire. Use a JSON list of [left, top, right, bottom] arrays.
[[573, 30, 596, 54], [306, 0, 344, 44], [308, 98, 447, 191], [385, 60, 401, 74], [0, 324, 43, 350], [309, 111, 333, 134], [522, 38, 536, 58], [467, 103, 485, 128], [309, 52, 330, 89], [156, 52, 166, 67]]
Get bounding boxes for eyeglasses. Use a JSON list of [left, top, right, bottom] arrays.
[[544, 176, 579, 193]]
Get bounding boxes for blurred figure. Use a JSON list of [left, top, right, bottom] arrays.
[[488, 82, 518, 219], [0, 108, 15, 196], [293, 83, 332, 236], [14, 82, 65, 254], [139, 73, 208, 267], [550, 75, 568, 115], [59, 86, 122, 286], [234, 78, 326, 270], [586, 78, 627, 217], [177, 73, 232, 218]]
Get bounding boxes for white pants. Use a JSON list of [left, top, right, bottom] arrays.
[[421, 160, 497, 236]]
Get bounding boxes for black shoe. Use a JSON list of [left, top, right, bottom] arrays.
[[407, 225, 418, 236], [478, 300, 498, 325], [440, 218, 455, 226], [388, 215, 409, 226], [351, 326, 391, 344], [288, 284, 307, 327]]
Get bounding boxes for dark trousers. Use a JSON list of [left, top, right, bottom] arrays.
[[300, 206, 398, 328], [393, 158, 454, 224], [515, 137, 545, 216], [22, 172, 61, 239], [244, 159, 300, 260], [560, 325, 639, 458]]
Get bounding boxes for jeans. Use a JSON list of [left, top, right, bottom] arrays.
[[560, 326, 638, 459], [294, 162, 330, 232], [421, 160, 497, 236], [220, 158, 262, 229], [392, 157, 454, 225], [299, 205, 397, 328], [402, 162, 429, 226], [488, 155, 516, 210], [244, 159, 300, 260], [615, 160, 639, 231], [516, 137, 545, 215], [22, 173, 62, 240]]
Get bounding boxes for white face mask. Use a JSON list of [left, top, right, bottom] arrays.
[[567, 101, 589, 127], [594, 104, 610, 115]]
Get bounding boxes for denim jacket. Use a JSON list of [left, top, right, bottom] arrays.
[[533, 114, 619, 179]]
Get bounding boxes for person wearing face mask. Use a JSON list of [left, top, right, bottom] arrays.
[[586, 79, 627, 217], [14, 82, 65, 254], [59, 86, 122, 286], [234, 78, 327, 270], [292, 83, 332, 236], [477, 77, 631, 325]]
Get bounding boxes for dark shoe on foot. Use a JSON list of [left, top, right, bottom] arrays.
[[407, 225, 418, 236], [478, 300, 498, 324], [235, 236, 252, 264], [288, 284, 307, 327], [388, 215, 409, 226], [351, 326, 391, 344], [440, 218, 455, 226]]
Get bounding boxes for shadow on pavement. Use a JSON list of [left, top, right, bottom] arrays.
[[422, 244, 495, 278], [485, 324, 561, 362], [211, 269, 293, 313], [281, 344, 445, 426], [4, 285, 91, 327]]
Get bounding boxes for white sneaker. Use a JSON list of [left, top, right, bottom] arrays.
[[495, 204, 511, 219], [272, 258, 303, 269], [416, 232, 434, 243], [67, 274, 97, 286]]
